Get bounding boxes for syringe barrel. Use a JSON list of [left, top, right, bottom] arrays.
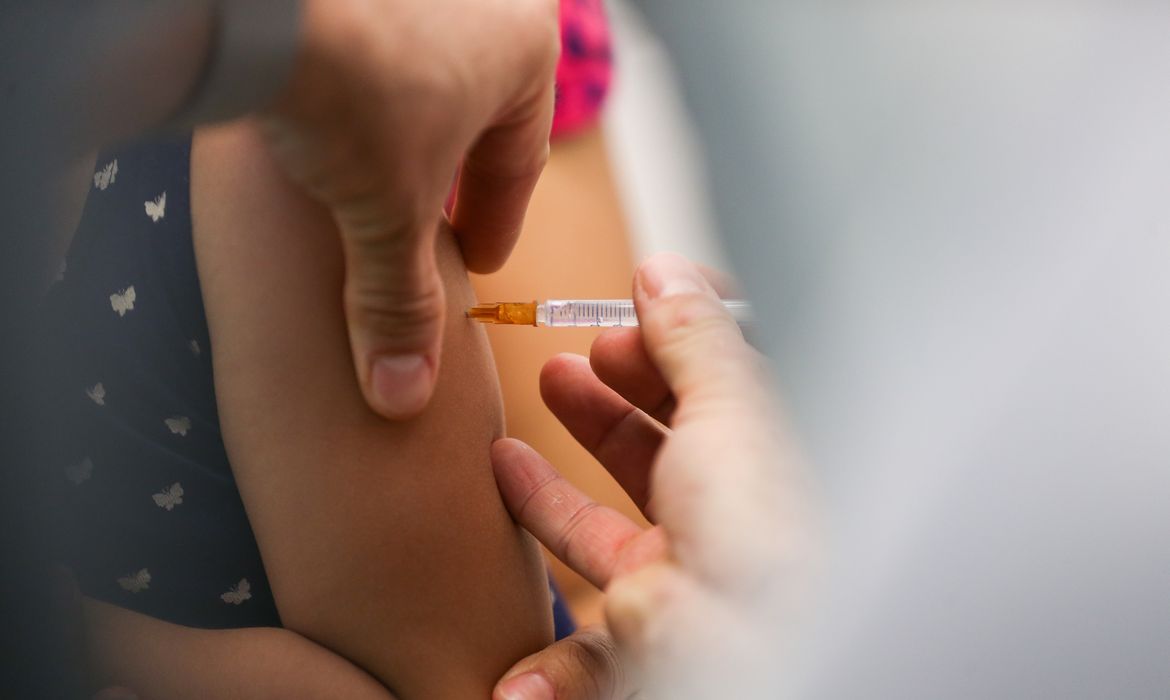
[[539, 299, 639, 328], [537, 299, 752, 328]]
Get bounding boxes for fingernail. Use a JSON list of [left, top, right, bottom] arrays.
[[370, 354, 432, 418], [497, 672, 555, 700], [638, 253, 707, 300]]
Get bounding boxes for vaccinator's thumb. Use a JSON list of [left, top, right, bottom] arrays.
[[493, 627, 625, 700], [341, 217, 446, 420]]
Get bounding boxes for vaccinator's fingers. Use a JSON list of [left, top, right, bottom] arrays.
[[606, 564, 772, 700], [630, 253, 800, 595], [589, 262, 742, 427], [491, 438, 665, 589], [695, 262, 741, 299], [633, 254, 764, 430], [493, 626, 628, 700], [451, 80, 556, 274], [589, 329, 675, 426], [260, 0, 561, 420], [539, 353, 665, 511], [338, 217, 446, 420]]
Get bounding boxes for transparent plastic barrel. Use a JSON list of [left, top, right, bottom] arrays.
[[537, 299, 752, 328]]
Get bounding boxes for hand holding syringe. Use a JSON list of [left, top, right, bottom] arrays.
[[467, 299, 753, 328]]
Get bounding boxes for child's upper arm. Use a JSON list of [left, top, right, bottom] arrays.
[[190, 122, 553, 699]]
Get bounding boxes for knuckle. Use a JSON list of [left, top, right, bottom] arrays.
[[463, 136, 549, 185], [655, 302, 743, 364], [523, 0, 562, 38], [508, 0, 562, 75], [345, 275, 444, 348], [557, 501, 602, 560], [515, 471, 562, 524], [336, 192, 432, 249], [529, 139, 552, 174], [644, 294, 766, 393], [651, 293, 740, 342], [557, 630, 620, 699]]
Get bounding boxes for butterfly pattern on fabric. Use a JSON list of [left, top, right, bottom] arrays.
[[110, 286, 136, 317], [152, 482, 184, 511], [64, 456, 94, 486], [118, 568, 152, 593], [94, 159, 119, 191], [86, 382, 106, 406], [164, 416, 191, 437], [41, 137, 295, 631], [144, 192, 167, 222], [220, 578, 252, 605]]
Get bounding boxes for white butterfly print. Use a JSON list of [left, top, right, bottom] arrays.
[[164, 416, 191, 437], [64, 457, 93, 486], [144, 191, 166, 222], [152, 482, 184, 511], [117, 568, 151, 593], [86, 382, 106, 406], [93, 159, 118, 191], [220, 578, 252, 605], [189, 339, 201, 357], [110, 286, 136, 316]]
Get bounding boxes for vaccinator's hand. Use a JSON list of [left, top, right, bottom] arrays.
[[262, 0, 559, 419], [492, 254, 817, 699]]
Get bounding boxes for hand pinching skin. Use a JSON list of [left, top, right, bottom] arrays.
[[262, 0, 561, 420]]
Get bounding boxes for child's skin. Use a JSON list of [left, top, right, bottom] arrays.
[[187, 121, 553, 699], [77, 122, 644, 699], [84, 599, 394, 700]]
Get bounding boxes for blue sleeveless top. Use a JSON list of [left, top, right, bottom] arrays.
[[37, 135, 576, 638]]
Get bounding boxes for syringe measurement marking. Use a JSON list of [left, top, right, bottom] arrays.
[[618, 302, 634, 327], [545, 300, 667, 327]]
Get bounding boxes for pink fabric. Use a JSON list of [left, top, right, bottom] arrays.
[[447, 0, 615, 213], [550, 0, 614, 140]]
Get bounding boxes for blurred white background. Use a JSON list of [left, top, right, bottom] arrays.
[[613, 2, 1170, 697]]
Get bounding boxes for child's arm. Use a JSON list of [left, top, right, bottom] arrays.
[[84, 599, 395, 700], [190, 122, 553, 699], [473, 126, 644, 627]]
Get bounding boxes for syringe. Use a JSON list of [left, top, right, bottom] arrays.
[[466, 299, 753, 328]]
